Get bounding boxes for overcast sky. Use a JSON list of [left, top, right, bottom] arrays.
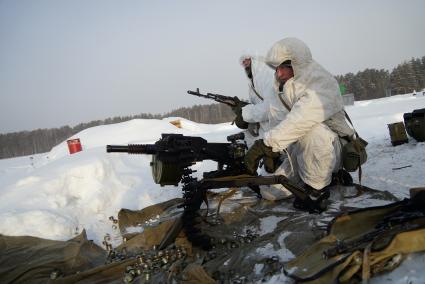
[[1, 0, 424, 133]]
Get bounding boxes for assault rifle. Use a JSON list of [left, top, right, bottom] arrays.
[[187, 88, 249, 108], [187, 88, 260, 136], [323, 222, 421, 259], [107, 133, 329, 249], [323, 210, 425, 259]]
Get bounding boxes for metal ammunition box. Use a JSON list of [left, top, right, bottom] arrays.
[[387, 122, 408, 146]]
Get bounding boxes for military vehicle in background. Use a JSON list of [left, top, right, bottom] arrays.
[[404, 108, 425, 142]]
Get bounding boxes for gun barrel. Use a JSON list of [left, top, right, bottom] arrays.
[[187, 90, 201, 96], [106, 144, 157, 154], [106, 145, 129, 153]]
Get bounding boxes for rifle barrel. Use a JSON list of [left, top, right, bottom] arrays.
[[187, 90, 202, 96]]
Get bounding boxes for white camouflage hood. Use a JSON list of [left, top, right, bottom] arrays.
[[265, 37, 313, 80]]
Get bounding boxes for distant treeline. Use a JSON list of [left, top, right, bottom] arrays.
[[1, 56, 425, 159], [0, 104, 234, 159], [337, 56, 425, 100]]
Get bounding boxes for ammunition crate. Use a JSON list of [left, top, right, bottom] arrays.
[[387, 122, 408, 146]]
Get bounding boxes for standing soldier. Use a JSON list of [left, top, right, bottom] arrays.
[[233, 55, 292, 200]]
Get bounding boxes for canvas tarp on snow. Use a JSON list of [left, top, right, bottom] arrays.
[[0, 184, 405, 283]]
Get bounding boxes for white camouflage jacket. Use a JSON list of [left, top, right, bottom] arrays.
[[263, 37, 354, 152]]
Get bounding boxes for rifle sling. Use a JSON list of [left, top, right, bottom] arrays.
[[216, 188, 238, 216], [250, 81, 264, 101], [277, 92, 292, 112]]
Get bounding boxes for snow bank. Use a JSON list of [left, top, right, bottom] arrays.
[[0, 118, 239, 244]]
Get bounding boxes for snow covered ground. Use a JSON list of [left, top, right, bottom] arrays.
[[0, 93, 424, 282]]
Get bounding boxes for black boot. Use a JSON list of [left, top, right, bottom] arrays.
[[293, 196, 308, 210], [331, 169, 353, 186], [292, 185, 330, 212]]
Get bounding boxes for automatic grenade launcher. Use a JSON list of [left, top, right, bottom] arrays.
[[106, 133, 248, 186]]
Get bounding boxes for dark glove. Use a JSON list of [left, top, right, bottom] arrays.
[[244, 139, 281, 175], [232, 97, 248, 129]]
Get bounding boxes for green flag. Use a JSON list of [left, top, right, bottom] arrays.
[[339, 84, 346, 96]]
